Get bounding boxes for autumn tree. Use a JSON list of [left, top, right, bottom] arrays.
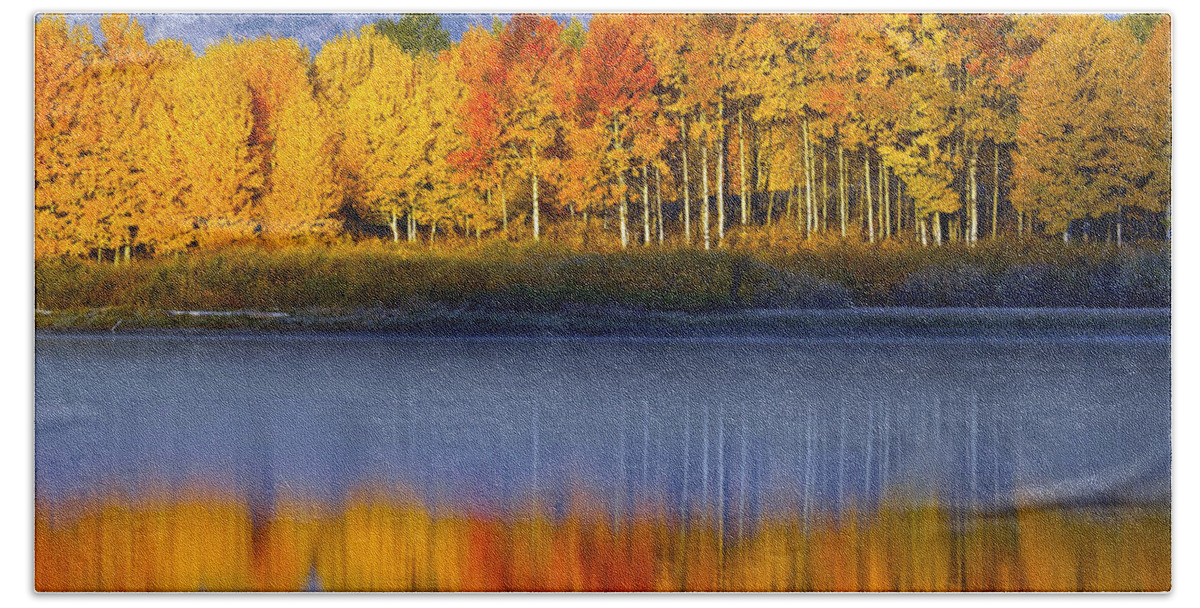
[[449, 26, 511, 235], [137, 45, 248, 250], [495, 14, 576, 242], [318, 27, 429, 242], [1012, 15, 1143, 241], [644, 14, 698, 245], [573, 14, 658, 248], [35, 15, 99, 258], [1124, 16, 1171, 241]]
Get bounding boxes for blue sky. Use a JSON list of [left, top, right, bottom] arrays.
[[53, 13, 591, 55], [47, 12, 1136, 56]]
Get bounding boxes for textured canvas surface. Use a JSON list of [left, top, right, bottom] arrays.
[[33, 12, 1170, 592]]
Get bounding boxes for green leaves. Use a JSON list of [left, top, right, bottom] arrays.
[[375, 14, 451, 56]]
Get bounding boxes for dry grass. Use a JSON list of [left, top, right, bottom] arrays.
[[35, 237, 1168, 315]]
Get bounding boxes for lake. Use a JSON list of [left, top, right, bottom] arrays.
[[35, 309, 1170, 519]]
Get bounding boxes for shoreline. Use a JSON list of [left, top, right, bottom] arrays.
[[34, 306, 1172, 338]]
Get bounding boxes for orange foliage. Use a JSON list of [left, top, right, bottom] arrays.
[[36, 492, 1170, 592]]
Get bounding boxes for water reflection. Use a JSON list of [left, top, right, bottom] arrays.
[[35, 331, 1170, 513]]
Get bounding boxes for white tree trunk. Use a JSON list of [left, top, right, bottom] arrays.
[[1117, 203, 1123, 246], [717, 141, 725, 244], [500, 185, 508, 234], [806, 120, 815, 236], [656, 166, 664, 244], [992, 144, 1000, 240], [802, 117, 812, 238], [880, 162, 888, 239], [969, 143, 979, 245], [532, 169, 540, 242], [822, 149, 828, 233], [839, 146, 847, 237], [865, 151, 874, 244], [642, 164, 650, 246], [702, 135, 710, 251], [619, 170, 628, 249], [682, 117, 691, 246], [739, 108, 747, 226], [390, 208, 399, 243]]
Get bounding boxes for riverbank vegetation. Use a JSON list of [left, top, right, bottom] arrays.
[[34, 240, 1169, 321]]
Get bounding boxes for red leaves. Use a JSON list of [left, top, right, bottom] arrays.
[[576, 15, 658, 125]]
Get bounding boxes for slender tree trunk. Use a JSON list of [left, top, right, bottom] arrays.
[[788, 178, 796, 228], [880, 162, 889, 240], [682, 117, 691, 246], [839, 146, 846, 237], [886, 165, 893, 238], [499, 186, 508, 234], [920, 216, 928, 246], [532, 161, 540, 243], [969, 143, 979, 245], [702, 123, 710, 251], [807, 124, 815, 235], [761, 132, 773, 228], [822, 149, 828, 233], [390, 208, 399, 242], [1117, 202, 1123, 246], [934, 211, 943, 246], [656, 165, 664, 244], [643, 164, 650, 246], [718, 138, 725, 244], [802, 117, 812, 239], [430, 221, 436, 245], [992, 144, 1000, 240], [739, 108, 747, 226], [865, 150, 874, 244], [619, 170, 628, 249]]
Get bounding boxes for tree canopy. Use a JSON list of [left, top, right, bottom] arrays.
[[35, 13, 1171, 261]]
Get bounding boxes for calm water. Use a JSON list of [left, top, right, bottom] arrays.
[[35, 311, 1170, 516]]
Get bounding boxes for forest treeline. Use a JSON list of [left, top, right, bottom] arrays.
[[35, 13, 1171, 262]]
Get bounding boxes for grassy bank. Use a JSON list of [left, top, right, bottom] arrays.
[[35, 240, 1170, 327]]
